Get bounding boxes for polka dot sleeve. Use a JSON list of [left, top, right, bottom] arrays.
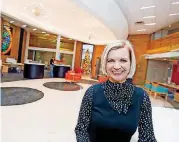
[[138, 91, 157, 142], [75, 86, 93, 142]]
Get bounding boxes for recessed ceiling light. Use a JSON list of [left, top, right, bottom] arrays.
[[10, 21, 14, 23], [172, 2, 179, 4], [144, 23, 156, 26], [140, 5, 155, 10], [137, 29, 146, 31], [169, 13, 179, 16], [143, 16, 156, 19], [42, 31, 46, 33], [33, 28, 37, 31], [22, 25, 27, 28]]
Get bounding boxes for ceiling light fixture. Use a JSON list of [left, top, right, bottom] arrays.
[[140, 5, 155, 10], [33, 28, 37, 31], [172, 2, 179, 4], [143, 16, 156, 19], [169, 25, 171, 27], [144, 23, 156, 26], [137, 29, 146, 31], [10, 21, 14, 23], [22, 25, 27, 28], [169, 13, 179, 16]]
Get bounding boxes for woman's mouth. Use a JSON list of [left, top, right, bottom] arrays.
[[112, 71, 124, 75]]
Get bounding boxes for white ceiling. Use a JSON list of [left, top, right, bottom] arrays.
[[1, 0, 179, 44], [115, 0, 179, 34], [1, 0, 126, 45]]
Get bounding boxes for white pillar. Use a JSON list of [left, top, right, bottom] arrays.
[[72, 40, 77, 70], [24, 31, 30, 62], [55, 35, 61, 60]]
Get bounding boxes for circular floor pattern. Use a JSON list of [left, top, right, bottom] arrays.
[[1, 87, 44, 106], [43, 82, 83, 91]]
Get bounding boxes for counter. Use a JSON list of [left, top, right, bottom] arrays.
[[23, 63, 45, 79], [53, 64, 71, 78]]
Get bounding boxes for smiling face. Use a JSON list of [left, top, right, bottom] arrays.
[[106, 47, 131, 83]]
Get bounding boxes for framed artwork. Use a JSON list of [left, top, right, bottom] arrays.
[[1, 25, 13, 55]]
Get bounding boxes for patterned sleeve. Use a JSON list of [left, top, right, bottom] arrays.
[[75, 86, 94, 142], [138, 91, 157, 142]]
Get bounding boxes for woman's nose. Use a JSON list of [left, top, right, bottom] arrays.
[[113, 62, 121, 69]]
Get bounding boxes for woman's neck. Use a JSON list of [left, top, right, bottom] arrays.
[[109, 77, 126, 84]]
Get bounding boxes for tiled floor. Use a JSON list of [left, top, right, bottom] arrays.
[[1, 78, 179, 142]]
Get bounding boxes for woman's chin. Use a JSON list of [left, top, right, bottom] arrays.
[[110, 76, 126, 83]]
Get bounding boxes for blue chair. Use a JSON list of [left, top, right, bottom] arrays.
[[144, 83, 152, 93], [152, 85, 168, 100]]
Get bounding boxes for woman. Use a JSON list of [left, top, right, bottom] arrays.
[[75, 40, 157, 142]]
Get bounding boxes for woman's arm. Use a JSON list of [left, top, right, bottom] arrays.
[[75, 86, 94, 142], [138, 91, 157, 142]]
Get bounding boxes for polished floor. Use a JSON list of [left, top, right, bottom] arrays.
[[1, 78, 179, 142]]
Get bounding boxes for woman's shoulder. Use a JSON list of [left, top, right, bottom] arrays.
[[86, 83, 103, 91], [133, 86, 149, 100]]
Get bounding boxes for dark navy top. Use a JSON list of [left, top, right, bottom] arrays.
[[75, 81, 157, 142]]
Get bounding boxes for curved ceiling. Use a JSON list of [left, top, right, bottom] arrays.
[[1, 0, 128, 45]]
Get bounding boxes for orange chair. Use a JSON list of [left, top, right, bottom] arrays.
[[65, 71, 82, 82]]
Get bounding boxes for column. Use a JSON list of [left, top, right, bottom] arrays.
[[24, 31, 30, 62], [55, 35, 61, 60], [72, 40, 77, 70]]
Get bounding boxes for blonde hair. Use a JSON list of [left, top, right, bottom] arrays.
[[101, 40, 136, 78]]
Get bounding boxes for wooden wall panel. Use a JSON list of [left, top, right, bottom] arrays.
[[21, 30, 27, 63], [91, 45, 106, 78], [128, 34, 151, 85], [74, 41, 83, 69], [148, 32, 179, 53]]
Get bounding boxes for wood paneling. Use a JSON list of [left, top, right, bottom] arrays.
[[1, 19, 21, 62], [74, 41, 83, 69], [148, 32, 179, 54], [91, 45, 106, 78], [21, 30, 27, 63], [128, 34, 151, 85]]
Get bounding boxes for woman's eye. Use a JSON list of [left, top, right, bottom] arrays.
[[120, 59, 127, 62], [107, 59, 114, 62]]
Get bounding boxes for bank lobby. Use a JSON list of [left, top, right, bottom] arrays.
[[1, 0, 179, 142]]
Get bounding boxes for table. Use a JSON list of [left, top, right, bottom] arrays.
[[53, 64, 71, 78], [23, 63, 45, 79]]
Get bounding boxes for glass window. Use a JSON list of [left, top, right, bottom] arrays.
[[27, 50, 55, 64], [59, 37, 74, 52], [58, 53, 73, 66], [81, 44, 94, 75], [29, 33, 57, 49]]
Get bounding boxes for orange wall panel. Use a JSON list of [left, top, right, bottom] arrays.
[[74, 41, 83, 69], [128, 34, 151, 85]]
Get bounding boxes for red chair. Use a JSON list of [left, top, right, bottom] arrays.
[[75, 67, 84, 74]]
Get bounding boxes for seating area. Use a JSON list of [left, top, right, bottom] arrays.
[[65, 68, 84, 82], [143, 80, 179, 104]]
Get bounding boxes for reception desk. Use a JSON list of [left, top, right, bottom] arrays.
[[53, 64, 71, 78], [23, 63, 45, 79]]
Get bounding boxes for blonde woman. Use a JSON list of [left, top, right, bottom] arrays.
[[75, 40, 157, 142]]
